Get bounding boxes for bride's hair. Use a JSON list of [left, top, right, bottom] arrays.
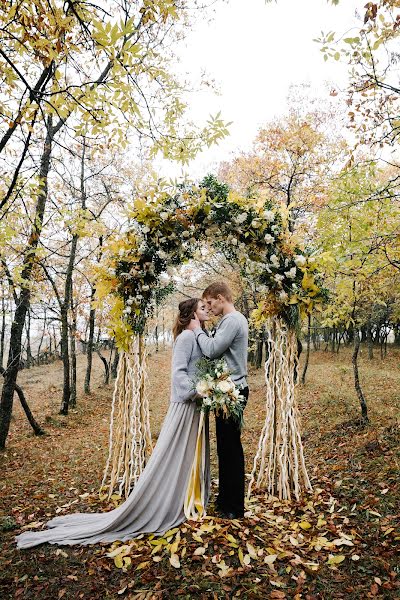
[[172, 298, 203, 340]]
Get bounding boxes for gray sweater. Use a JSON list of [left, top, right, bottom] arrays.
[[194, 311, 248, 387], [170, 330, 203, 403]]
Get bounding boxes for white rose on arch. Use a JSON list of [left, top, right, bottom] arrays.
[[294, 254, 307, 267], [236, 213, 248, 224], [270, 254, 280, 268], [264, 233, 274, 244], [263, 210, 275, 222], [284, 267, 297, 279], [279, 290, 289, 302]]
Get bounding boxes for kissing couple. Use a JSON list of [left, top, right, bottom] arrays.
[[16, 282, 249, 549]]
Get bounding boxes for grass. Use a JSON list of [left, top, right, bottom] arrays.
[[0, 344, 399, 599]]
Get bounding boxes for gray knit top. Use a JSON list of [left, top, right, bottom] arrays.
[[170, 330, 203, 403]]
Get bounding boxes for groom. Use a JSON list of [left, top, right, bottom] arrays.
[[189, 282, 249, 519]]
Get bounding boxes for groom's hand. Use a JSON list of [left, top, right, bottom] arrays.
[[188, 315, 201, 330]]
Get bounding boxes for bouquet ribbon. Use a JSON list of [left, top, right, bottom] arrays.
[[184, 411, 207, 520]]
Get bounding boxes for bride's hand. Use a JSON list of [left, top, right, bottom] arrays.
[[187, 315, 200, 330]]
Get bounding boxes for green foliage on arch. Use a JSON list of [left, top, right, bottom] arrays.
[[95, 176, 327, 350]]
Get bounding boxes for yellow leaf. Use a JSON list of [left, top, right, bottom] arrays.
[[136, 561, 150, 570], [114, 555, 124, 569], [226, 534, 237, 544], [238, 547, 244, 566], [243, 554, 251, 566], [199, 522, 216, 533], [299, 521, 312, 530], [246, 542, 257, 559], [149, 538, 166, 546], [169, 553, 180, 568], [107, 544, 130, 558], [170, 536, 180, 555], [264, 554, 277, 565], [152, 556, 162, 563], [327, 554, 346, 566], [164, 527, 179, 537]]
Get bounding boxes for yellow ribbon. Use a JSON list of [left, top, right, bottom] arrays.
[[184, 412, 206, 520]]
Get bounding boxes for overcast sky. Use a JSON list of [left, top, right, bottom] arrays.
[[159, 0, 362, 179]]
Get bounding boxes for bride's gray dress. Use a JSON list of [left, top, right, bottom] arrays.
[[16, 330, 210, 549]]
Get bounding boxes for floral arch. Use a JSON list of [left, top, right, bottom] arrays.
[[96, 176, 326, 503]]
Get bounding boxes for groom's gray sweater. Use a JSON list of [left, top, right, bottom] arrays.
[[194, 311, 248, 387]]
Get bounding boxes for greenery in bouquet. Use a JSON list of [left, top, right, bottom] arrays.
[[194, 357, 245, 428]]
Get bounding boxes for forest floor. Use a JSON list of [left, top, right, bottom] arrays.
[[0, 345, 399, 600]]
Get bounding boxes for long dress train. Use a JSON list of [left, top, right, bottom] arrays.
[[16, 330, 209, 549]]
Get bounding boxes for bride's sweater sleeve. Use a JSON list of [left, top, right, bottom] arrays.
[[171, 330, 198, 403]]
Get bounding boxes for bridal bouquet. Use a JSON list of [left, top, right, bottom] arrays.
[[194, 357, 245, 427]]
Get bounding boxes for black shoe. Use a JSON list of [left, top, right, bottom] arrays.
[[220, 510, 244, 520]]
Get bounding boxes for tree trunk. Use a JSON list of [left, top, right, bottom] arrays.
[[0, 117, 53, 450], [162, 310, 166, 350], [352, 331, 368, 423], [367, 326, 373, 359], [59, 303, 70, 415], [111, 346, 119, 379], [84, 287, 96, 394], [330, 326, 336, 353], [36, 308, 47, 363], [25, 308, 33, 368], [0, 285, 6, 369], [70, 289, 77, 408], [301, 313, 311, 385], [97, 349, 110, 384], [59, 234, 78, 415], [0, 367, 45, 435], [255, 328, 264, 369]]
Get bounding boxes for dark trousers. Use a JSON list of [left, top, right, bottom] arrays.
[[215, 386, 249, 516]]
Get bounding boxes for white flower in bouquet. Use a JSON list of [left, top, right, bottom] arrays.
[[217, 379, 234, 393], [196, 380, 211, 395], [232, 386, 240, 399], [194, 358, 245, 428]]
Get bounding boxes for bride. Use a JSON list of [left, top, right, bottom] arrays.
[[16, 298, 210, 549]]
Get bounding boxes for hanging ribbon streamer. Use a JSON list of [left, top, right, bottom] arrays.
[[184, 412, 207, 520]]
